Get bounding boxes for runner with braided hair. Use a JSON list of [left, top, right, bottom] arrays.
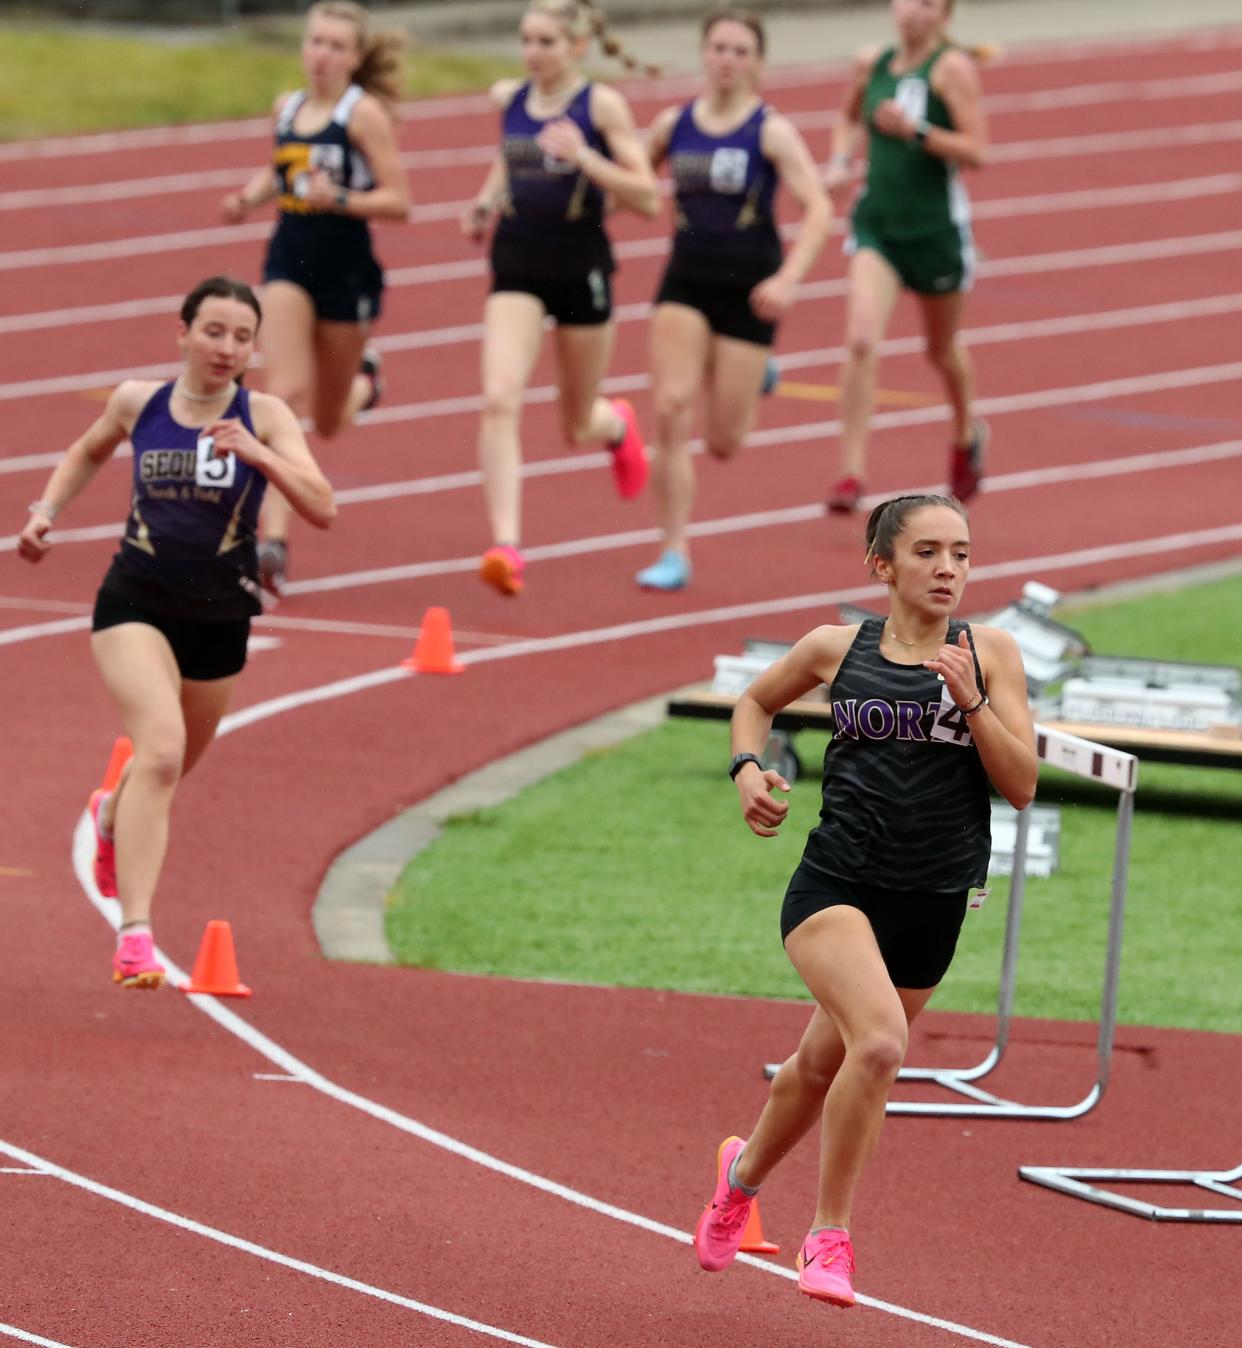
[[463, 0, 659, 597]]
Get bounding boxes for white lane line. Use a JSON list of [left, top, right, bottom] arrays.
[[0, 616, 91, 647], [7, 67, 1242, 213], [5, 382, 1241, 574], [275, 438, 1242, 598], [6, 107, 1242, 273], [65, 850, 1034, 1348], [6, 22, 1240, 164], [0, 595, 90, 614], [46, 525, 1242, 1342], [6, 224, 1242, 410], [5, 170, 1239, 339], [0, 166, 493, 217], [0, 1138, 562, 1348], [0, 1324, 77, 1348], [8, 440, 1240, 649], [0, 62, 846, 164]]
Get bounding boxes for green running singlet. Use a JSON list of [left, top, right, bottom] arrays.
[[853, 45, 970, 242]]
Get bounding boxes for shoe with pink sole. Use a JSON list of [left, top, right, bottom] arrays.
[[796, 1227, 857, 1307], [693, 1136, 753, 1272]]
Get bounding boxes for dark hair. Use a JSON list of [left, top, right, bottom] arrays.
[[180, 276, 262, 330], [700, 7, 766, 58], [864, 494, 967, 571]]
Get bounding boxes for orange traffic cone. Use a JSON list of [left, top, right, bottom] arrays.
[[100, 737, 133, 792], [714, 1137, 779, 1255], [180, 920, 252, 997], [401, 606, 464, 674]]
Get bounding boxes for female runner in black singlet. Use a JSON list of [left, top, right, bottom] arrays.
[[17, 278, 334, 990], [221, 0, 409, 594], [692, 493, 1036, 1308]]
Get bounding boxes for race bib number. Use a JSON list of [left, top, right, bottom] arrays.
[[710, 147, 749, 194], [929, 682, 974, 746], [195, 435, 236, 489], [894, 77, 929, 123]]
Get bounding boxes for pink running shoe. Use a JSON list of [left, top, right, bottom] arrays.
[[112, 931, 166, 990], [827, 475, 863, 514], [609, 399, 649, 500], [796, 1227, 856, 1307], [693, 1136, 753, 1272], [88, 789, 117, 899], [480, 544, 525, 597]]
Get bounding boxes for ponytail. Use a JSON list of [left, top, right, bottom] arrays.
[[942, 32, 1002, 65], [940, 3, 1000, 64]]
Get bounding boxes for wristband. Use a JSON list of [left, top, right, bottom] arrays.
[[334, 187, 349, 211], [28, 499, 58, 520], [728, 752, 764, 781], [960, 693, 988, 716], [913, 118, 932, 145], [829, 152, 851, 168]]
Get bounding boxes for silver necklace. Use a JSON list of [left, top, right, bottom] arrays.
[[174, 377, 235, 404]]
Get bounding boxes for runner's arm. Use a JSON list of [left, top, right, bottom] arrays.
[[17, 382, 149, 561]]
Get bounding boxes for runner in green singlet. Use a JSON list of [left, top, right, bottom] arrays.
[[824, 0, 995, 514]]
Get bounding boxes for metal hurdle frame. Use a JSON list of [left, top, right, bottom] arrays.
[[1018, 1161, 1242, 1222], [762, 724, 1139, 1121]]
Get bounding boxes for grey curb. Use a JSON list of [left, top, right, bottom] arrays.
[[311, 558, 1242, 965], [312, 684, 703, 963]]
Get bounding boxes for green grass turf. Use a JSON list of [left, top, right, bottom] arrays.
[[0, 27, 515, 139], [387, 575, 1242, 1032]]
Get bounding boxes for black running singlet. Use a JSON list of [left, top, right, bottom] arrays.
[[798, 617, 991, 891]]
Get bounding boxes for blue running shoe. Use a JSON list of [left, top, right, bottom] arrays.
[[636, 549, 691, 591], [760, 357, 780, 396]]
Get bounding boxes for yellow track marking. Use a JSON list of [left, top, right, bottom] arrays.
[[775, 381, 940, 407]]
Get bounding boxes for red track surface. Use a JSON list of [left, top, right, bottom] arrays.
[[3, 28, 1242, 1348]]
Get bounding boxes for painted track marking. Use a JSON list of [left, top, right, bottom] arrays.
[[8, 165, 1238, 338], [64, 831, 1036, 1348], [0, 1137, 562, 1348], [0, 1324, 77, 1348], [3, 438, 1240, 611]]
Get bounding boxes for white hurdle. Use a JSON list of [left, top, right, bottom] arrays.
[[762, 723, 1139, 1120], [1017, 1160, 1242, 1222]]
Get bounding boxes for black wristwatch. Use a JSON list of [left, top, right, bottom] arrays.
[[728, 752, 764, 781]]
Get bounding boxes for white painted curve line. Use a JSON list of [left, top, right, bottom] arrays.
[[66, 832, 1032, 1348], [6, 170, 1240, 341], [0, 1138, 562, 1348], [55, 532, 1242, 1341], [0, 1324, 77, 1348]]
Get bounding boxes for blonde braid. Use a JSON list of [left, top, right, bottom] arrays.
[[529, 0, 661, 78]]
